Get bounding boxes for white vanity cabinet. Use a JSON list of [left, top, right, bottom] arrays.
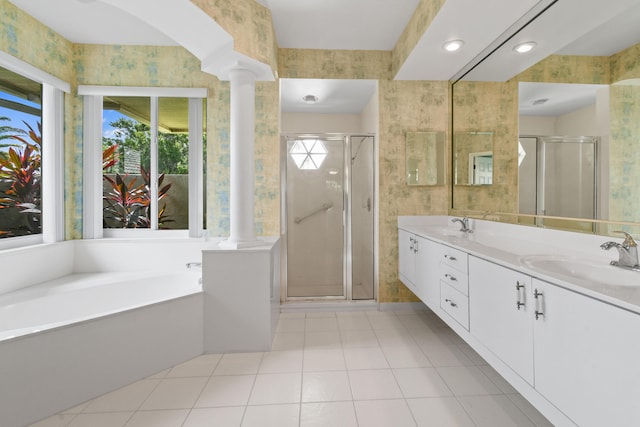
[[398, 217, 640, 426], [398, 229, 418, 290], [438, 244, 469, 330], [532, 279, 640, 427], [415, 237, 440, 306], [399, 230, 440, 303], [468, 256, 534, 385]]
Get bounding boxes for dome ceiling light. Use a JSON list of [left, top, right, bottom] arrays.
[[302, 94, 319, 104]]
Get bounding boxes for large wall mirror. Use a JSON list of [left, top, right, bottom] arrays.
[[451, 0, 640, 235]]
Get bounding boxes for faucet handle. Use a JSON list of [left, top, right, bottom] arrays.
[[614, 231, 637, 248]]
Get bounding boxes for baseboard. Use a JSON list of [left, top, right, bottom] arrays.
[[280, 300, 379, 313], [378, 301, 429, 312], [280, 300, 430, 313]]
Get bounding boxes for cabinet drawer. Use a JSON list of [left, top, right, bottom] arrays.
[[440, 246, 468, 273], [440, 263, 469, 295], [440, 282, 469, 330]]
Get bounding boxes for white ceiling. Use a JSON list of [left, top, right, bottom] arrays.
[[8, 0, 178, 46], [265, 0, 420, 51], [280, 79, 376, 114], [7, 0, 640, 114]]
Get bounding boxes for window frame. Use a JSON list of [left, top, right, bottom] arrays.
[[79, 86, 206, 238], [0, 52, 68, 251]]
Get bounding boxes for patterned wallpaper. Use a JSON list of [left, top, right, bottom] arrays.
[[0, 0, 73, 82], [452, 81, 519, 215], [191, 0, 278, 75], [278, 49, 392, 80], [377, 79, 450, 302]]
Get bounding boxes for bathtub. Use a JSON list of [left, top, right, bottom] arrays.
[[0, 270, 201, 342], [0, 238, 205, 427]]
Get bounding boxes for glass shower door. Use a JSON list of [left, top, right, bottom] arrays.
[[286, 137, 345, 298], [539, 136, 597, 219], [350, 136, 375, 300]]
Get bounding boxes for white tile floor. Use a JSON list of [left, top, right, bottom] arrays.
[[30, 309, 553, 427]]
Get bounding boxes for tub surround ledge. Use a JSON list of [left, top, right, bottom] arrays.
[[202, 236, 281, 353]]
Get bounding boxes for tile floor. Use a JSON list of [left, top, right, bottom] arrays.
[[30, 309, 553, 427]]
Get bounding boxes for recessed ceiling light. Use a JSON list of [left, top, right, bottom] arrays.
[[532, 98, 549, 106], [443, 40, 464, 52], [302, 94, 318, 104], [513, 42, 537, 54]]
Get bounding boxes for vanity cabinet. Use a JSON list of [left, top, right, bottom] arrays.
[[415, 237, 440, 306], [532, 279, 640, 427], [438, 245, 469, 330], [398, 229, 418, 290], [398, 219, 640, 426], [398, 230, 440, 303], [469, 256, 534, 384]]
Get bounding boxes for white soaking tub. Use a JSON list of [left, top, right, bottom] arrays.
[[0, 270, 201, 342], [0, 238, 205, 427]]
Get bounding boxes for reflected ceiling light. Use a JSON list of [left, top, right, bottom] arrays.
[[513, 42, 537, 54], [302, 94, 319, 104], [443, 40, 464, 52]]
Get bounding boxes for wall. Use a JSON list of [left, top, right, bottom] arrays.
[[281, 113, 365, 134], [2, 0, 452, 303], [520, 104, 600, 137], [279, 49, 450, 302], [452, 81, 519, 215], [0, 0, 282, 240]]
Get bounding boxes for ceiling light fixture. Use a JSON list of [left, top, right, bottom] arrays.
[[532, 98, 549, 106], [302, 94, 318, 104], [443, 40, 464, 52], [513, 42, 537, 54]]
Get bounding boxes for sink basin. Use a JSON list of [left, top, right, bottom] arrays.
[[520, 255, 640, 288]]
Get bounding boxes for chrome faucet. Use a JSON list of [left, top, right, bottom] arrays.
[[600, 231, 640, 271], [451, 217, 472, 233]]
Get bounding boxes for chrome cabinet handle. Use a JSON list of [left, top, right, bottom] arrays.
[[534, 289, 544, 320], [414, 239, 419, 254], [444, 254, 457, 261], [444, 273, 458, 282], [444, 298, 457, 308], [516, 281, 525, 310]]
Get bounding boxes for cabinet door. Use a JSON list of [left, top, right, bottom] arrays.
[[415, 237, 440, 307], [469, 256, 534, 385], [533, 279, 640, 426], [398, 229, 416, 289]]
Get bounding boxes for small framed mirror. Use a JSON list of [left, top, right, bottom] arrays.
[[454, 131, 494, 185], [405, 131, 445, 186]]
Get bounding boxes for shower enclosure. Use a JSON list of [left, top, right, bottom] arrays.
[[283, 134, 375, 300], [519, 136, 598, 227]]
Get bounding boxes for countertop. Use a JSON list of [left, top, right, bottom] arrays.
[[399, 216, 640, 315]]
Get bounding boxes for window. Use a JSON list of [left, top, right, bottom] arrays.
[[0, 52, 68, 250], [289, 139, 327, 170], [0, 67, 43, 239], [80, 87, 206, 238]]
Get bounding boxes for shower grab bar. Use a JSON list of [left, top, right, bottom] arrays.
[[294, 203, 333, 224]]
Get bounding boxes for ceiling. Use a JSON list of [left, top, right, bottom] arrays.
[[7, 0, 640, 114]]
